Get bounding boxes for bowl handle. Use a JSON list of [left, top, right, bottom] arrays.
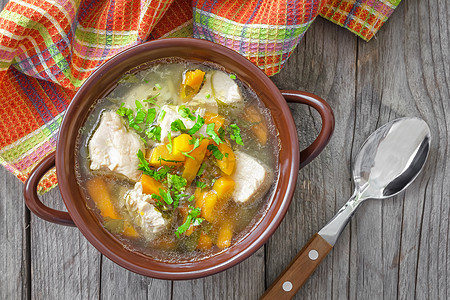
[[23, 151, 75, 226], [281, 90, 335, 169]]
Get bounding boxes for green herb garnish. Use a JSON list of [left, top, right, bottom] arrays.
[[175, 206, 203, 238], [171, 119, 186, 132], [167, 174, 187, 192], [206, 93, 211, 99], [159, 110, 166, 122], [229, 124, 244, 145], [178, 105, 196, 121], [155, 83, 162, 90], [146, 108, 157, 124], [146, 125, 161, 142], [166, 132, 173, 154], [188, 115, 205, 135], [188, 195, 195, 202], [197, 163, 206, 177], [144, 93, 160, 104], [137, 150, 171, 180], [159, 188, 173, 205], [158, 156, 183, 163], [207, 144, 224, 160], [229, 74, 236, 79], [151, 194, 161, 201], [182, 152, 195, 160], [206, 123, 222, 144], [116, 103, 142, 131], [196, 181, 207, 189]]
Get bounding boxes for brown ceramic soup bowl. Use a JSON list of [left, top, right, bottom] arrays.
[[24, 38, 334, 280]]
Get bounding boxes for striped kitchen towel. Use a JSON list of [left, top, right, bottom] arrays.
[[0, 0, 401, 193]]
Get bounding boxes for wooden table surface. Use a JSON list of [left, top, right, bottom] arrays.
[[1, 0, 449, 299]]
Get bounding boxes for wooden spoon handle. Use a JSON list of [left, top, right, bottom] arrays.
[[261, 234, 333, 299]]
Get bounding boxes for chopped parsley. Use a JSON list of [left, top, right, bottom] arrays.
[[182, 152, 195, 160], [134, 100, 146, 123], [188, 195, 195, 202], [146, 108, 156, 124], [171, 119, 186, 132], [196, 181, 207, 189], [158, 156, 183, 163], [151, 194, 161, 201], [197, 163, 206, 177], [116, 101, 161, 134], [229, 124, 244, 145], [167, 174, 187, 192], [175, 206, 203, 238], [159, 188, 173, 205], [116, 103, 142, 132], [166, 132, 173, 154], [159, 110, 166, 122], [188, 115, 205, 135], [155, 83, 162, 90], [206, 123, 223, 144], [207, 144, 224, 160], [178, 105, 196, 121], [206, 93, 211, 99], [229, 74, 236, 80], [146, 125, 161, 142], [137, 150, 171, 180], [144, 93, 160, 105]]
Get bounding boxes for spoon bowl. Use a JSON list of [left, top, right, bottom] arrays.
[[262, 117, 431, 299], [354, 117, 431, 200]]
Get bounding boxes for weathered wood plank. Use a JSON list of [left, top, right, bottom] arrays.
[[30, 187, 101, 299], [0, 167, 29, 300], [100, 257, 171, 299], [349, 0, 449, 300], [269, 16, 358, 300], [172, 247, 265, 300]]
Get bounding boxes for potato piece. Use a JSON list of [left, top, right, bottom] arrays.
[[123, 222, 139, 238], [217, 220, 233, 249], [197, 232, 213, 251], [185, 70, 205, 91], [181, 69, 205, 101], [216, 143, 236, 175], [140, 174, 166, 195], [86, 177, 120, 219], [244, 105, 268, 145], [204, 113, 225, 134], [213, 176, 235, 200], [202, 190, 218, 222], [182, 139, 210, 183], [149, 144, 185, 166], [194, 187, 206, 209], [87, 177, 139, 238], [173, 134, 194, 155]]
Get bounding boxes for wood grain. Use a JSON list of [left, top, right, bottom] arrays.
[[31, 187, 101, 299], [269, 16, 358, 300], [0, 0, 449, 299], [0, 167, 29, 300]]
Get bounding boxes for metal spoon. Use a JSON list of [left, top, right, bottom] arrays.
[[261, 117, 431, 299]]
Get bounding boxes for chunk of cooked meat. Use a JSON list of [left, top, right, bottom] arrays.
[[231, 151, 273, 203], [89, 111, 144, 181], [211, 71, 243, 106], [124, 182, 167, 239], [158, 105, 206, 142]]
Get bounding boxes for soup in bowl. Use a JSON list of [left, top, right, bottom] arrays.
[[76, 59, 279, 261], [24, 38, 334, 279]]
